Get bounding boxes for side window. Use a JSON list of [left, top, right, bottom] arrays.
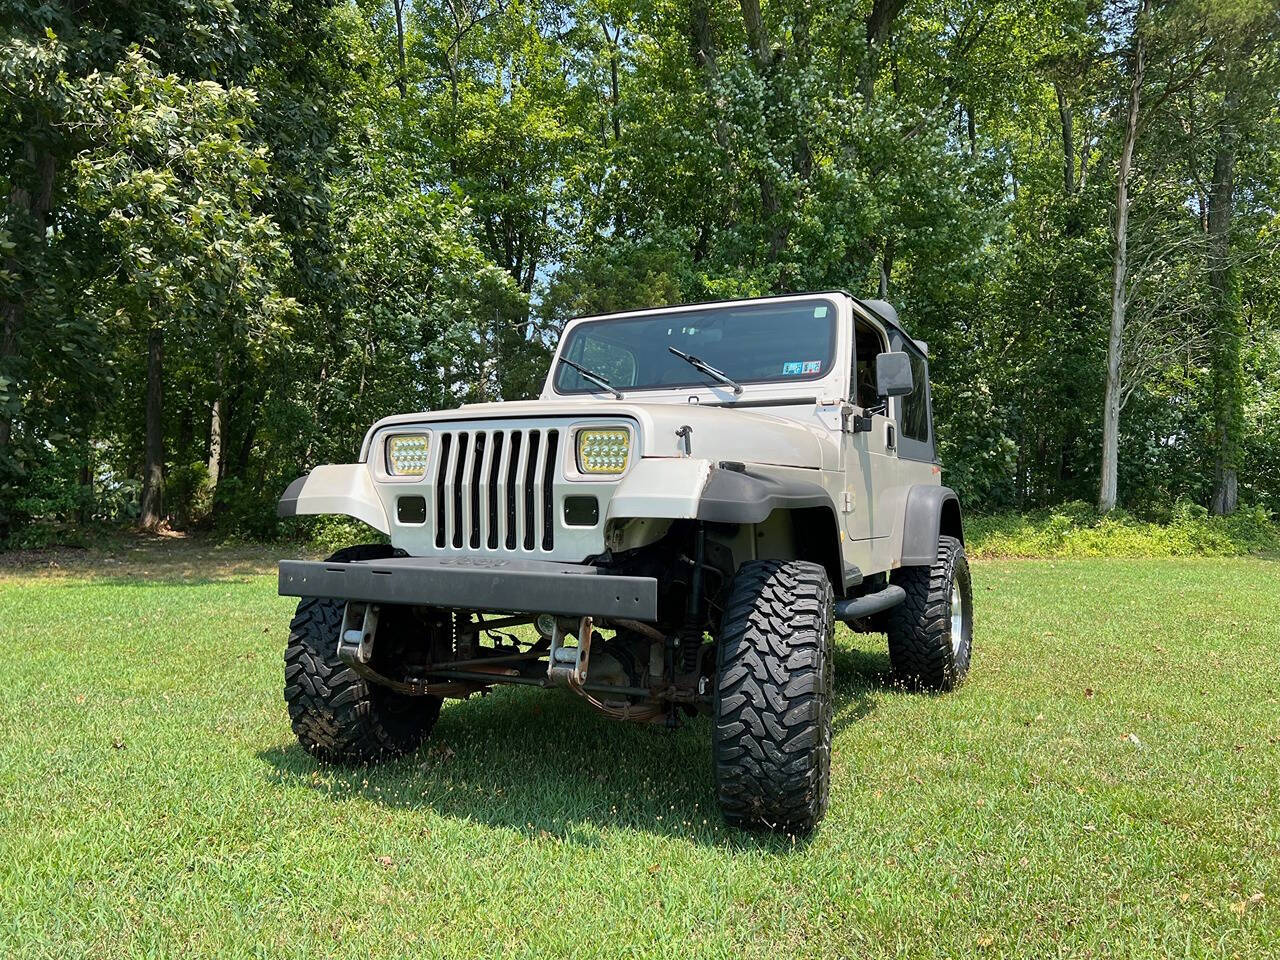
[[852, 318, 887, 408], [899, 350, 930, 442]]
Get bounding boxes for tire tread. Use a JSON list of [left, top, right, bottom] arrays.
[[885, 535, 971, 691], [713, 559, 834, 834]]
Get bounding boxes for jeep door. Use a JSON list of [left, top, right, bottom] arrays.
[[843, 316, 897, 548], [882, 331, 942, 551]]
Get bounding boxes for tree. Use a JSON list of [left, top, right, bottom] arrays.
[[1099, 0, 1150, 514], [4, 0, 1280, 541], [1202, 0, 1280, 514], [73, 51, 293, 528]]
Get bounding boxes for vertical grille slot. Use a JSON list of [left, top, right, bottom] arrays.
[[451, 432, 469, 548], [504, 431, 522, 549], [542, 430, 558, 551], [523, 431, 541, 551], [468, 432, 486, 549], [486, 431, 504, 549], [434, 432, 452, 548]]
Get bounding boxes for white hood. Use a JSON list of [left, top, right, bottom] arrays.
[[362, 399, 835, 470]]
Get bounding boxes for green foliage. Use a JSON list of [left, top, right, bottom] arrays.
[[541, 233, 689, 324], [7, 443, 91, 544], [968, 501, 1280, 558], [3, 0, 1279, 542], [291, 514, 389, 554], [1241, 313, 1280, 513], [165, 462, 213, 530], [209, 475, 285, 541], [73, 48, 297, 352]]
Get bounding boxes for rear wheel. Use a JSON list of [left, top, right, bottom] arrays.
[[713, 559, 834, 835], [283, 545, 441, 764], [886, 535, 972, 691]]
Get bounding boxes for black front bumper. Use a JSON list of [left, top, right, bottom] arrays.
[[278, 556, 658, 621]]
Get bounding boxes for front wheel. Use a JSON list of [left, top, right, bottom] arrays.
[[885, 535, 973, 691], [283, 545, 441, 764], [713, 559, 834, 835]]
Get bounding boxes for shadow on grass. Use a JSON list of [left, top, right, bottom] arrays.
[[36, 573, 273, 588], [0, 535, 297, 585], [258, 644, 891, 852]]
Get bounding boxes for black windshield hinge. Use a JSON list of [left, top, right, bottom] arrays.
[[843, 405, 873, 434], [676, 424, 693, 457]]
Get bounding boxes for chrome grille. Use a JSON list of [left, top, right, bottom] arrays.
[[434, 428, 559, 552]]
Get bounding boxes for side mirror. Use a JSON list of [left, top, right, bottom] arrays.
[[875, 351, 914, 398]]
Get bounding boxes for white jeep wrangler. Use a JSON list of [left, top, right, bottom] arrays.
[[277, 291, 972, 834]]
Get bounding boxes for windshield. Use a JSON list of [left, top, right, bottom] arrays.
[[553, 297, 837, 395]]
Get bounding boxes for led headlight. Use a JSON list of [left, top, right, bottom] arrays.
[[386, 433, 430, 476], [576, 428, 630, 475]]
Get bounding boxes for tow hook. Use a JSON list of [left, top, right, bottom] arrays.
[[337, 601, 379, 665]]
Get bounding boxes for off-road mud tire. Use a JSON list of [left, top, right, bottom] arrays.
[[284, 544, 441, 764], [713, 559, 834, 835], [885, 535, 972, 691]]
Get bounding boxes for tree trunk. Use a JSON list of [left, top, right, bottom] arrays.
[[1055, 82, 1075, 196], [604, 21, 622, 143], [78, 457, 92, 526], [689, 1, 733, 159], [736, 0, 790, 266], [861, 0, 907, 103], [1015, 436, 1025, 509], [878, 238, 895, 297], [1208, 117, 1239, 516], [689, 0, 717, 75], [0, 143, 56, 456], [393, 0, 408, 97], [140, 327, 165, 530], [603, 21, 624, 236], [739, 0, 769, 68], [236, 410, 258, 474], [1099, 0, 1147, 514], [303, 361, 328, 467], [207, 352, 224, 488], [861, 0, 906, 293], [207, 397, 224, 486]]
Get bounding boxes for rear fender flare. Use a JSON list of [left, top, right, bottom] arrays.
[[900, 485, 963, 567]]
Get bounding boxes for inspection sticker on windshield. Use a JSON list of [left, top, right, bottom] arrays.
[[783, 361, 821, 375]]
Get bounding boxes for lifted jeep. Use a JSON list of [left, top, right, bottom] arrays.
[[277, 292, 972, 834]]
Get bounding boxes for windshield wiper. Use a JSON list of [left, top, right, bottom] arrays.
[[557, 356, 623, 399], [667, 346, 743, 395]]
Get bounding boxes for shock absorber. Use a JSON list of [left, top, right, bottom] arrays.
[[679, 521, 708, 675]]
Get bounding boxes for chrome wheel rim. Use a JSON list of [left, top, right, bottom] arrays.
[[950, 579, 964, 656]]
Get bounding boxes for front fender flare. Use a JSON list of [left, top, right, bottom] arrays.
[[276, 464, 390, 534], [606, 460, 840, 526], [695, 466, 836, 524], [605, 458, 714, 521]]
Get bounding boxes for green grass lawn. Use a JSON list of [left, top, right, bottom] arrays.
[[1, 548, 1277, 958]]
